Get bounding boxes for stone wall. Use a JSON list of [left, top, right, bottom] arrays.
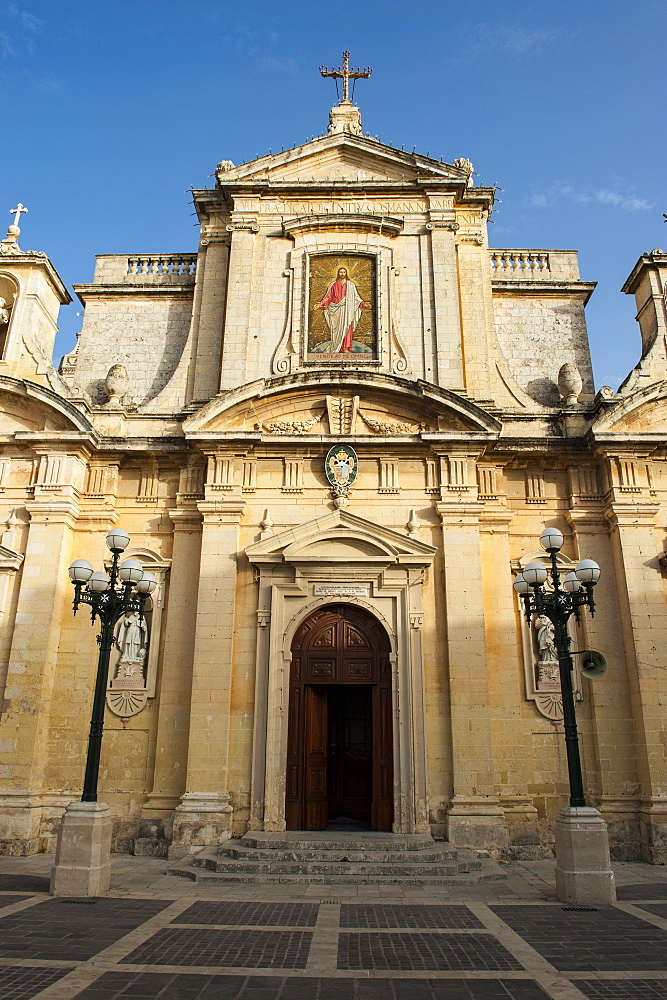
[[493, 294, 595, 405], [74, 294, 193, 407]]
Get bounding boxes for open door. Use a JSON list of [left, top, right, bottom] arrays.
[[304, 685, 328, 830], [286, 603, 393, 831]]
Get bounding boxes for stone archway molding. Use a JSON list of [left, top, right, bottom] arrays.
[[245, 509, 436, 836]]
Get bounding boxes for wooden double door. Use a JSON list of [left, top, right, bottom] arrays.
[[286, 604, 394, 831]]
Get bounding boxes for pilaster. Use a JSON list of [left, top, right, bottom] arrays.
[[187, 233, 230, 403], [426, 220, 464, 391], [0, 498, 79, 853], [437, 500, 507, 854], [480, 505, 541, 855], [603, 500, 667, 862], [566, 509, 642, 859], [455, 236, 494, 400], [171, 499, 246, 852], [139, 507, 203, 853], [219, 225, 259, 391]]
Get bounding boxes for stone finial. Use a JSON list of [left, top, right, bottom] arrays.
[[217, 160, 235, 173], [260, 508, 274, 539], [407, 509, 421, 538], [453, 158, 474, 186], [558, 363, 583, 406], [105, 363, 129, 406]]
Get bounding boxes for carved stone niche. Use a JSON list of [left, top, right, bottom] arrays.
[[104, 548, 171, 719], [0, 273, 19, 359], [512, 551, 583, 723]]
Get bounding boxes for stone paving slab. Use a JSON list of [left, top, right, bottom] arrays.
[[635, 903, 667, 921], [67, 971, 554, 999], [338, 932, 523, 971], [0, 855, 666, 998], [617, 884, 667, 901], [175, 900, 320, 926], [573, 982, 667, 999], [0, 897, 172, 961], [340, 904, 485, 929], [0, 965, 73, 999], [491, 905, 667, 972], [0, 894, 31, 909], [0, 874, 50, 894], [123, 926, 313, 969]]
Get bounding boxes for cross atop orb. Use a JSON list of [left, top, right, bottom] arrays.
[[320, 50, 372, 105], [9, 204, 28, 228]]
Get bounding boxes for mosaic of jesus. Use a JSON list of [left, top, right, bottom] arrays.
[[308, 255, 376, 356]]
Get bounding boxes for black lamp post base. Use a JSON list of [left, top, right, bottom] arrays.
[[49, 801, 112, 897], [554, 806, 616, 904]]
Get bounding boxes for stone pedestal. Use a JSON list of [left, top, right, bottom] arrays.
[[49, 801, 112, 897], [170, 791, 233, 858], [554, 806, 616, 904]]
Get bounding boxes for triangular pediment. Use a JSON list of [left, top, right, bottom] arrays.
[[246, 509, 436, 566], [218, 133, 467, 186]]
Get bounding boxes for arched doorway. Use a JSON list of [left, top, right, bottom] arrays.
[[286, 603, 393, 831]]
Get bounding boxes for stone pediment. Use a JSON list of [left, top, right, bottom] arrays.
[[591, 380, 667, 441], [246, 508, 436, 566], [183, 374, 501, 440], [217, 133, 468, 187]]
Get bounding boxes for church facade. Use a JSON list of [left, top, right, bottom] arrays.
[[0, 92, 665, 864]]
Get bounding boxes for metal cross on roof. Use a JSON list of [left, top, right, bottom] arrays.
[[320, 50, 372, 104]]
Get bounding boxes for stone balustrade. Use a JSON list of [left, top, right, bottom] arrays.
[[490, 250, 550, 276], [489, 249, 581, 281], [126, 255, 197, 280]]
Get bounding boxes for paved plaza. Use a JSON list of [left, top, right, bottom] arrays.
[[0, 854, 667, 999]]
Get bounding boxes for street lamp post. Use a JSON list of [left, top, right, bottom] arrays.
[[514, 527, 615, 904], [50, 529, 156, 897]]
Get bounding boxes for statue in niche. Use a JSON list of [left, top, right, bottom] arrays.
[[534, 614, 559, 688], [0, 298, 10, 327], [115, 612, 148, 678]]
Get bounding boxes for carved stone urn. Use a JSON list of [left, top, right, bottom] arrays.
[[558, 363, 583, 405], [105, 364, 129, 406]]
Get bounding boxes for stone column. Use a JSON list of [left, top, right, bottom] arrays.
[[604, 501, 667, 862], [437, 500, 507, 853], [187, 234, 231, 404], [171, 499, 245, 852], [566, 509, 641, 859], [479, 506, 541, 856], [0, 499, 79, 854], [138, 507, 203, 853]]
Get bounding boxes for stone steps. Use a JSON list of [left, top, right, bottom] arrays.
[[219, 846, 458, 864], [168, 831, 508, 886], [238, 832, 441, 852]]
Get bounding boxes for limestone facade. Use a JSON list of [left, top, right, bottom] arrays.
[[0, 104, 665, 863]]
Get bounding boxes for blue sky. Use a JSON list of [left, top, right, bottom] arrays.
[[1, 0, 664, 390]]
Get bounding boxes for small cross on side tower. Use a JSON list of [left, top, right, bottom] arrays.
[[9, 204, 28, 229], [320, 50, 372, 105]]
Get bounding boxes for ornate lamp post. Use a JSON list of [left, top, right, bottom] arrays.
[[50, 529, 156, 897], [514, 528, 615, 904]]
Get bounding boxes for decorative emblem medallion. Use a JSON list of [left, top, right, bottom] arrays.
[[325, 444, 358, 508]]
